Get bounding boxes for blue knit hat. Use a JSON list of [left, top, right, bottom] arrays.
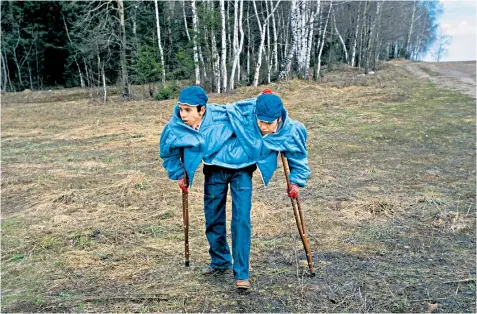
[[256, 94, 283, 122], [178, 86, 208, 106]]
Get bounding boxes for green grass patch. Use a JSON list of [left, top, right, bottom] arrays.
[[103, 156, 120, 163], [159, 211, 174, 220], [8, 253, 25, 263], [138, 225, 163, 238], [1, 220, 22, 232]]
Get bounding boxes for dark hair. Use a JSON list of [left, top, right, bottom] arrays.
[[196, 105, 204, 112]]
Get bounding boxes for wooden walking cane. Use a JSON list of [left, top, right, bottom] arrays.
[[182, 160, 190, 267], [280, 153, 315, 276]]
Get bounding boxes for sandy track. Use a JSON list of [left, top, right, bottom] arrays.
[[402, 61, 476, 98]]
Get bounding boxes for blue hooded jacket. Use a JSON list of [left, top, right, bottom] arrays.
[[226, 98, 311, 187], [159, 103, 259, 188], [160, 99, 310, 188]]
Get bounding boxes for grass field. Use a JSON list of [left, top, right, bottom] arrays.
[[1, 62, 475, 312]]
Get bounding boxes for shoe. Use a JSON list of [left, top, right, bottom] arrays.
[[201, 266, 232, 275], [235, 279, 251, 290]]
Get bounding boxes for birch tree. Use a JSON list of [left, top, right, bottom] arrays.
[[252, 0, 281, 86], [154, 0, 166, 84], [364, 1, 381, 74], [210, 5, 221, 92], [182, 0, 191, 41], [220, 0, 227, 92], [372, 1, 383, 70], [350, 2, 361, 67], [271, 2, 278, 73], [1, 0, 442, 92], [314, 1, 332, 80], [279, 0, 296, 81], [296, 1, 308, 77], [304, 1, 319, 80], [229, 0, 244, 91], [191, 0, 201, 85], [405, 0, 417, 58], [333, 7, 348, 63], [62, 13, 85, 88], [117, 0, 129, 97]]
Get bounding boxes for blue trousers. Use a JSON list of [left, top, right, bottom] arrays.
[[203, 165, 254, 280]]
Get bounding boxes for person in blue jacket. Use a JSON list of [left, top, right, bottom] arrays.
[[159, 86, 260, 290], [226, 89, 311, 198], [160, 86, 311, 290]]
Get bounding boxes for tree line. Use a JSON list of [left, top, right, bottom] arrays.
[[1, 0, 442, 97]]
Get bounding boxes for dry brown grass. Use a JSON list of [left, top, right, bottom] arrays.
[[1, 62, 475, 312]]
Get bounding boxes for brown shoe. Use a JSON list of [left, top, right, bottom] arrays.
[[235, 279, 251, 290], [201, 266, 232, 275]]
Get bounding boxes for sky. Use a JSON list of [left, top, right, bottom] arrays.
[[424, 0, 476, 62]]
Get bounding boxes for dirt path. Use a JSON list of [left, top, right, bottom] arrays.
[[401, 60, 476, 98]]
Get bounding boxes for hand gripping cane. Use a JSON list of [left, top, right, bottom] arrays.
[[280, 153, 315, 276], [181, 155, 190, 267]]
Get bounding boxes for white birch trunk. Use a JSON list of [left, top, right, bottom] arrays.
[[230, 0, 244, 90], [211, 26, 221, 93], [12, 33, 23, 87], [118, 0, 129, 97], [28, 65, 33, 90], [253, 0, 281, 86], [230, 0, 239, 89], [414, 15, 427, 61], [365, 1, 381, 74], [182, 0, 191, 41], [315, 1, 332, 80], [227, 0, 232, 62], [132, 3, 138, 54], [83, 58, 91, 87], [1, 52, 8, 92], [413, 24, 424, 61], [2, 51, 14, 92], [271, 2, 278, 72], [265, 0, 272, 83], [62, 14, 85, 88], [350, 2, 361, 67], [237, 53, 241, 84], [247, 2, 251, 83], [252, 0, 266, 86], [358, 1, 368, 69], [373, 2, 383, 69], [191, 0, 201, 85], [96, 46, 101, 89], [236, 3, 241, 84], [252, 0, 281, 86], [304, 1, 319, 80], [406, 0, 416, 58], [279, 0, 297, 81], [282, 10, 289, 65], [102, 62, 107, 103], [220, 0, 228, 92], [199, 46, 206, 80], [333, 9, 348, 63], [313, 2, 323, 79], [154, 0, 166, 85], [295, 2, 307, 76]]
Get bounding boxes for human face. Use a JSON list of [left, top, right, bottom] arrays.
[[179, 104, 205, 127], [257, 117, 280, 135]]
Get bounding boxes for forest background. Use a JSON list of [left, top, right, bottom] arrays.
[[1, 0, 446, 97]]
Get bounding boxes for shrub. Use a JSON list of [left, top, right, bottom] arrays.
[[155, 83, 179, 101]]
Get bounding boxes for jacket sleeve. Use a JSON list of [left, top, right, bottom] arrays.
[[284, 122, 311, 187], [159, 125, 184, 180]]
